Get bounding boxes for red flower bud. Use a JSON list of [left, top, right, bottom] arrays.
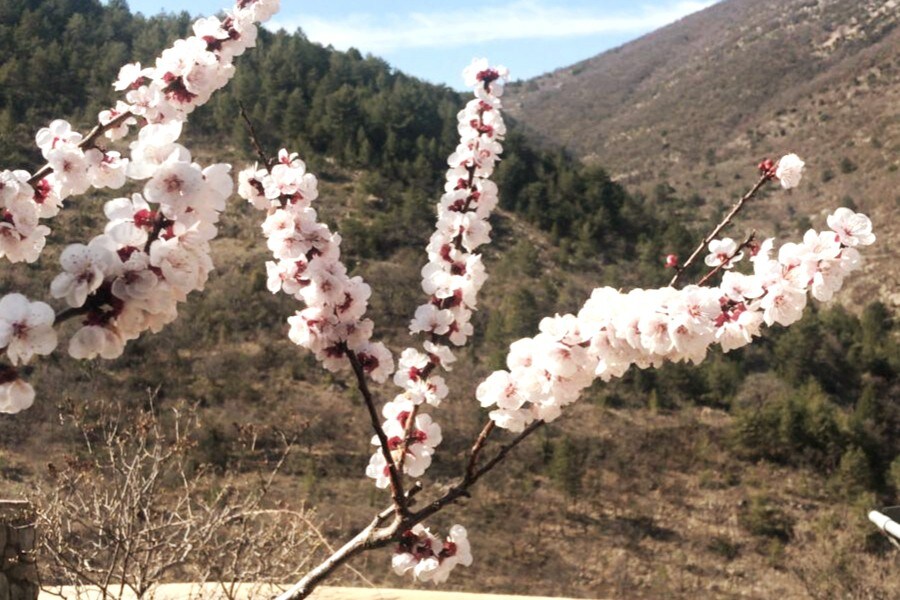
[[758, 158, 776, 179]]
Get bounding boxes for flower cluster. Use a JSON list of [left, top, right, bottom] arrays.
[[478, 208, 876, 432], [0, 0, 285, 410], [366, 60, 508, 491], [365, 396, 443, 488], [410, 59, 508, 346], [0, 0, 279, 268], [0, 169, 52, 263], [0, 122, 130, 265], [238, 150, 393, 382], [392, 524, 473, 584], [113, 0, 278, 127], [51, 139, 232, 360]]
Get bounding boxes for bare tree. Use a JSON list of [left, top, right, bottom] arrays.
[[34, 394, 331, 600]]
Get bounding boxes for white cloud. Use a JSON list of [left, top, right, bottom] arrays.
[[268, 0, 717, 54]]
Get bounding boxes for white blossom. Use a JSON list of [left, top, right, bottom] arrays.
[[705, 237, 743, 269], [775, 153, 805, 189], [0, 294, 57, 365], [50, 237, 118, 308], [827, 207, 876, 247], [0, 379, 35, 415], [484, 214, 874, 432]]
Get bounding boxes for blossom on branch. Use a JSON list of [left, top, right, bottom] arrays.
[[774, 153, 805, 189], [364, 59, 510, 492], [238, 150, 393, 383], [0, 377, 35, 415], [0, 0, 287, 405], [392, 524, 473, 584], [705, 237, 743, 269], [480, 208, 875, 432], [0, 294, 57, 366], [0, 0, 281, 270], [827, 207, 876, 247], [0, 170, 51, 263]]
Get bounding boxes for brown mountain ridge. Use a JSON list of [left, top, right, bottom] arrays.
[[506, 0, 899, 307]]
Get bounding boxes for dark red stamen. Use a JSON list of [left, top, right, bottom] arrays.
[[117, 246, 139, 262], [33, 179, 51, 204]]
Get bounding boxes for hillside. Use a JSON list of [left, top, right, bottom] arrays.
[[505, 0, 900, 307], [1, 1, 899, 599]]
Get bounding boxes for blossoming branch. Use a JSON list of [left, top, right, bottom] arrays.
[[0, 1, 882, 597], [0, 0, 281, 413]]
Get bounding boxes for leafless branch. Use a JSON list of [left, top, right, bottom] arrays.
[[670, 173, 770, 287], [344, 347, 407, 516], [239, 101, 274, 171], [275, 419, 546, 600], [35, 397, 324, 600]]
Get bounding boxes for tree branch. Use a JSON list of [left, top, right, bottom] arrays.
[[273, 484, 422, 600], [394, 404, 420, 475], [27, 111, 135, 186], [410, 420, 545, 525], [669, 173, 770, 287], [274, 419, 546, 600], [464, 420, 495, 483], [344, 348, 407, 516], [238, 102, 273, 171]]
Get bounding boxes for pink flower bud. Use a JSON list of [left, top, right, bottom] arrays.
[[665, 254, 678, 268]]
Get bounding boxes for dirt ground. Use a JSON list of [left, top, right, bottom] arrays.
[[40, 585, 588, 599]]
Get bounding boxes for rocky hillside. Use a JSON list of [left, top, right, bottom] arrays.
[[506, 0, 900, 307]]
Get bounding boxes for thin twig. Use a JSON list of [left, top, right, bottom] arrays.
[[27, 111, 135, 185], [464, 420, 496, 483], [393, 362, 435, 474], [344, 348, 407, 515], [670, 173, 770, 287], [238, 101, 273, 171], [143, 216, 169, 255], [394, 404, 420, 475], [273, 485, 422, 600], [411, 420, 545, 525]]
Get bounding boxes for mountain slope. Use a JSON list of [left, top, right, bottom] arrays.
[[1, 2, 899, 598], [506, 0, 900, 307]]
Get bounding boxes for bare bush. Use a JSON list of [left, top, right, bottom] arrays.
[[34, 394, 327, 599]]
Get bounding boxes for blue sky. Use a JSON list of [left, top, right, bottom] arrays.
[[123, 0, 717, 89]]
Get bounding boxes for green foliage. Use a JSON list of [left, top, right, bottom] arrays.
[[739, 495, 794, 542], [0, 0, 682, 275], [483, 287, 542, 368], [726, 302, 900, 494], [831, 445, 874, 499], [547, 436, 584, 501], [494, 133, 688, 269], [888, 456, 900, 493], [732, 380, 844, 469]]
